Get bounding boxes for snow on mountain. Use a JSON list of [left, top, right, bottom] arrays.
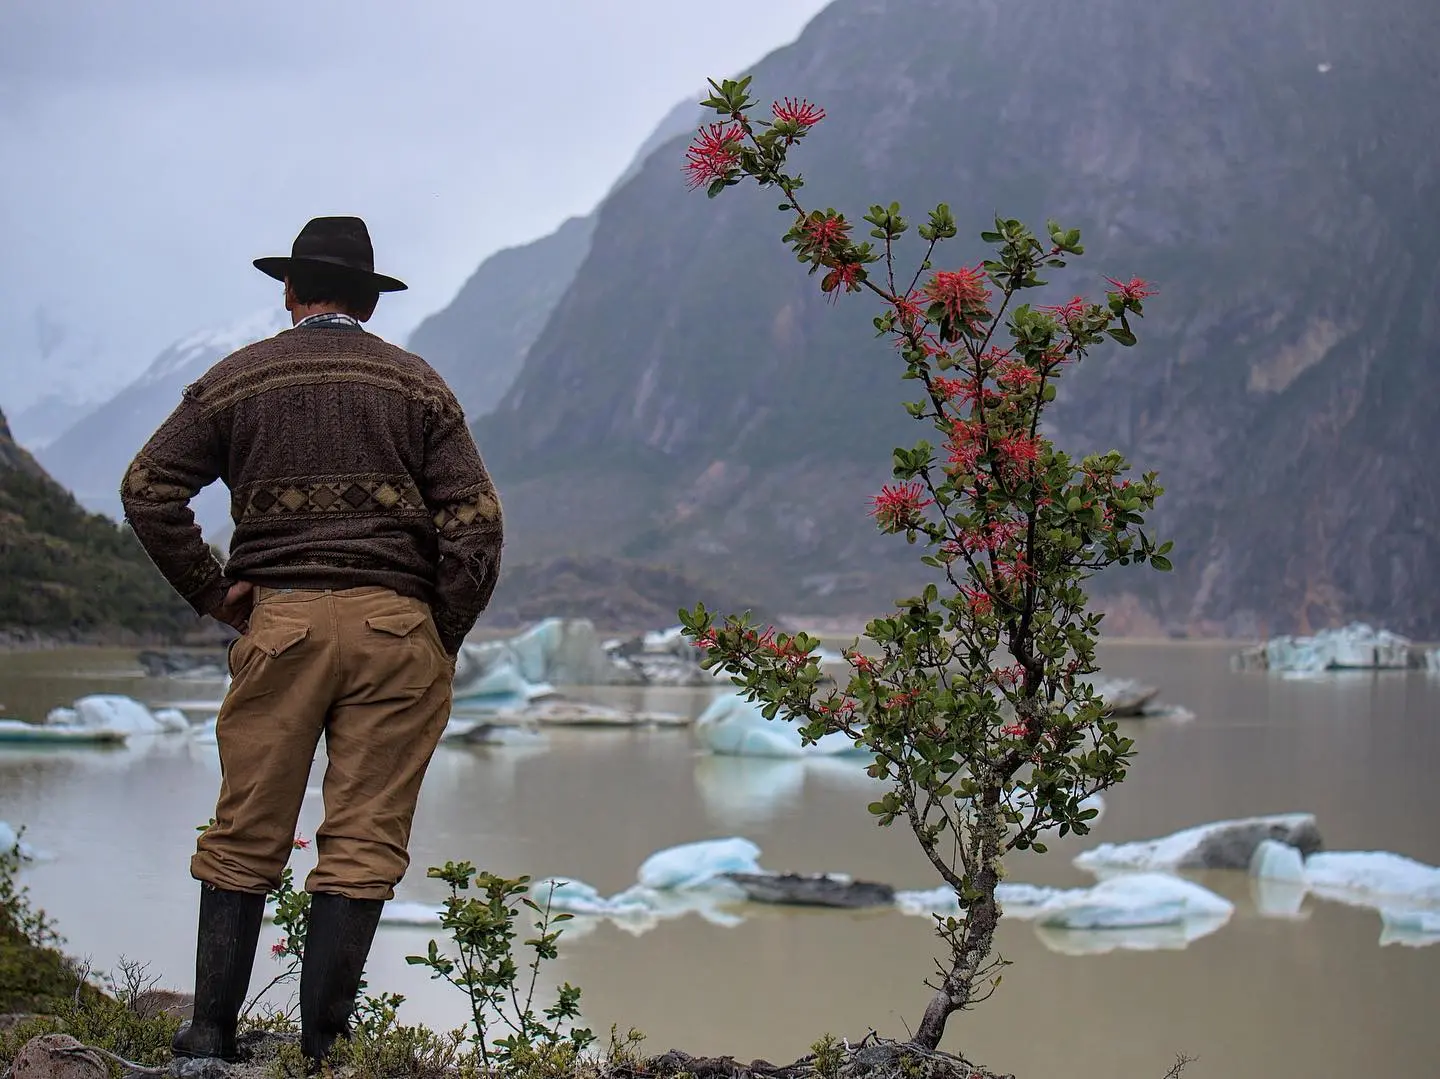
[[37, 308, 290, 534]]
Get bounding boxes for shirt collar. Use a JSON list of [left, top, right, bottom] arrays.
[[293, 312, 362, 331]]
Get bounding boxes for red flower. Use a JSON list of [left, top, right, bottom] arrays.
[[869, 482, 934, 530], [693, 629, 718, 650], [1041, 295, 1087, 326], [995, 360, 1041, 391], [799, 213, 851, 254], [845, 649, 876, 674], [292, 835, 310, 850], [962, 587, 993, 616], [944, 418, 986, 473], [1104, 276, 1158, 302], [995, 553, 1031, 584], [893, 290, 925, 325], [923, 267, 992, 326], [995, 433, 1041, 466], [271, 939, 288, 959], [821, 260, 864, 301], [683, 122, 745, 190], [993, 664, 1025, 688], [772, 97, 826, 127], [1000, 722, 1029, 739]]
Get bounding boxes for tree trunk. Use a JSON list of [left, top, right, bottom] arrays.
[[911, 794, 1004, 1051]]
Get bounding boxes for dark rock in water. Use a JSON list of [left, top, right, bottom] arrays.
[[723, 872, 896, 909], [137, 651, 225, 679], [1188, 816, 1324, 869]]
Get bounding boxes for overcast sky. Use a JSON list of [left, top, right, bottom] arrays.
[[0, 0, 830, 413]]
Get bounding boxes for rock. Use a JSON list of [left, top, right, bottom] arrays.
[[171, 1058, 233, 1079], [136, 651, 225, 680], [722, 872, 896, 909], [1074, 812, 1324, 874], [9, 1035, 106, 1079]]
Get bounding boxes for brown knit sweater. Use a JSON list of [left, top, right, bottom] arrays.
[[119, 322, 503, 653]]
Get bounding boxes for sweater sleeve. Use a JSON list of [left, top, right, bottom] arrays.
[[419, 390, 504, 654], [119, 390, 230, 617]]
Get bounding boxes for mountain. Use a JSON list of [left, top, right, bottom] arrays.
[[0, 406, 194, 643], [406, 96, 703, 418], [37, 309, 289, 533], [8, 393, 104, 451], [475, 0, 1440, 638]]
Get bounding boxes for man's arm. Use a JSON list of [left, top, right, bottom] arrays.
[[119, 389, 230, 618], [420, 389, 504, 655]]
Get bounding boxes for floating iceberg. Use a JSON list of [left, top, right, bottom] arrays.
[[694, 692, 864, 759], [1233, 622, 1412, 673], [1379, 907, 1440, 948], [40, 695, 189, 739], [895, 874, 1233, 954], [380, 838, 760, 935], [1074, 813, 1322, 875], [1301, 851, 1440, 908], [452, 619, 614, 704], [637, 837, 762, 890], [1248, 843, 1440, 944], [0, 821, 37, 861], [0, 719, 127, 745]]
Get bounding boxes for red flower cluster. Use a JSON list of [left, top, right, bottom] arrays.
[[869, 482, 934, 530], [995, 433, 1041, 467], [799, 213, 851, 255], [292, 834, 310, 850], [948, 520, 1023, 555], [683, 122, 745, 190], [995, 359, 1041, 391], [993, 664, 1025, 688], [1040, 295, 1086, 326], [845, 649, 877, 674], [923, 266, 991, 327], [270, 939, 288, 959], [1104, 276, 1158, 302], [944, 418, 985, 473], [772, 97, 826, 127], [821, 260, 863, 301], [693, 629, 719, 651], [961, 586, 993, 615]]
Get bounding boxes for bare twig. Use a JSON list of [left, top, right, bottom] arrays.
[[1162, 1054, 1196, 1079], [56, 1044, 168, 1076]]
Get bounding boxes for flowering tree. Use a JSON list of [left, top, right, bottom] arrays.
[[678, 77, 1171, 1052]]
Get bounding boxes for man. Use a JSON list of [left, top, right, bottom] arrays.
[[120, 216, 503, 1066]]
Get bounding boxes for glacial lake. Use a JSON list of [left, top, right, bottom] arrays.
[[1, 642, 1437, 1078]]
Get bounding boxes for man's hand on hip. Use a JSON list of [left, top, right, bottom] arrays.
[[210, 581, 255, 634]]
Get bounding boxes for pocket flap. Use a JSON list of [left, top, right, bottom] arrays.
[[366, 611, 427, 638], [251, 622, 310, 658]]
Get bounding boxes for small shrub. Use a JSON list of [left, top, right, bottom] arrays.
[[407, 863, 595, 1074]]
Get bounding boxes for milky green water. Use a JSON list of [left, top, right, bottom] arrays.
[[1, 643, 1436, 1078]]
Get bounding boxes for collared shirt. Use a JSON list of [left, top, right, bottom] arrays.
[[294, 312, 362, 331]]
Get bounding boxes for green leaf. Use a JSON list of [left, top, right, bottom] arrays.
[[1150, 554, 1173, 572]]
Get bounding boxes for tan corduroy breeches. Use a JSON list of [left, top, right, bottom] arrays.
[[192, 585, 454, 900]]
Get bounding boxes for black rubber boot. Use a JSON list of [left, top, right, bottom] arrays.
[[300, 892, 384, 1067], [172, 885, 267, 1062]]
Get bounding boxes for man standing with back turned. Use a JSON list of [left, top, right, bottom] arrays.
[[120, 216, 503, 1067]]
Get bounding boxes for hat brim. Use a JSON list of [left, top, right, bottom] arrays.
[[253, 256, 408, 293]]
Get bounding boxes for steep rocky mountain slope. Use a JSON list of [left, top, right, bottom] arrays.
[[475, 0, 1440, 637], [407, 97, 703, 418], [0, 407, 193, 641]]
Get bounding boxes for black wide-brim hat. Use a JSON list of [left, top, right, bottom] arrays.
[[254, 215, 407, 292]]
